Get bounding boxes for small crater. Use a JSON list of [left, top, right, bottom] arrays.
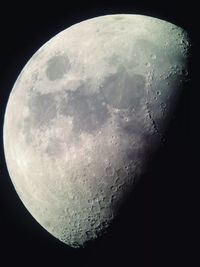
[[111, 195, 116, 202], [160, 102, 166, 109], [151, 54, 156, 60], [161, 136, 166, 144], [117, 184, 123, 191], [181, 69, 189, 76], [46, 55, 71, 81]]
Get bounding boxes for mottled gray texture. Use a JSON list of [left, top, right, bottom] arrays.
[[101, 68, 146, 110], [46, 55, 70, 81], [60, 88, 109, 133], [133, 38, 187, 133], [3, 14, 190, 248], [29, 92, 57, 126]]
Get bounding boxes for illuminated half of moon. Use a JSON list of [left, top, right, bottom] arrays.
[[3, 14, 190, 248]]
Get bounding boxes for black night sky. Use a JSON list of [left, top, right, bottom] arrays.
[[0, 1, 197, 266]]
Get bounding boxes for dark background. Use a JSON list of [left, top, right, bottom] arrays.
[[0, 1, 197, 266]]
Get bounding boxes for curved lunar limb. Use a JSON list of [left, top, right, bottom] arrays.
[[3, 14, 190, 248]]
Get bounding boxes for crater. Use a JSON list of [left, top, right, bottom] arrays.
[[133, 39, 185, 71], [46, 55, 71, 81]]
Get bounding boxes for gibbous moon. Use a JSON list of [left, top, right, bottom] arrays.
[[3, 14, 190, 248]]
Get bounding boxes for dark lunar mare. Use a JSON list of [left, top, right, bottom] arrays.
[[60, 87, 109, 133]]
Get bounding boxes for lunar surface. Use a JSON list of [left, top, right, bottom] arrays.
[[3, 14, 190, 248]]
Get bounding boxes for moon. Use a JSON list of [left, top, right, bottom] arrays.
[[3, 14, 190, 248]]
